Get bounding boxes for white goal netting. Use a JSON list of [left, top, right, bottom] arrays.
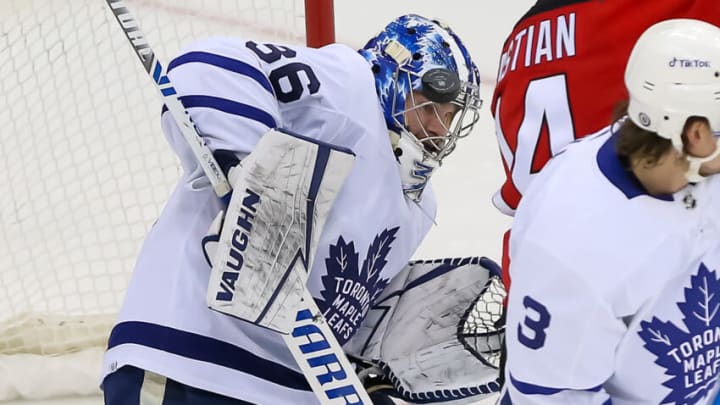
[[0, 0, 311, 400]]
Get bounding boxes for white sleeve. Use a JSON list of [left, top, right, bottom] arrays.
[[503, 240, 625, 404], [703, 176, 720, 237], [163, 37, 282, 160]]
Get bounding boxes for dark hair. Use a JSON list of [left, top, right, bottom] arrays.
[[611, 101, 706, 168]]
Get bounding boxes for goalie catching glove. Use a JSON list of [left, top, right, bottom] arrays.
[[345, 256, 506, 404], [202, 128, 354, 334]]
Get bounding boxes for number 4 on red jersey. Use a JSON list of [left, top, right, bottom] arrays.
[[490, 0, 720, 216]]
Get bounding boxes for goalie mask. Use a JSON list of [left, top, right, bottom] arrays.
[[625, 18, 720, 182], [360, 14, 482, 201]]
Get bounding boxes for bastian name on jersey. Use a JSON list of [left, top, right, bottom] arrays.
[[497, 12, 577, 83]]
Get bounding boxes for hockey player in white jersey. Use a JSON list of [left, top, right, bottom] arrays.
[[101, 14, 490, 405], [501, 19, 720, 404]]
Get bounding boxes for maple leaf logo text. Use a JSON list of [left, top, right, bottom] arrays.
[[638, 263, 720, 405], [316, 227, 398, 344]]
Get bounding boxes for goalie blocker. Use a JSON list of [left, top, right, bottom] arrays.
[[202, 128, 375, 404], [203, 127, 354, 333]]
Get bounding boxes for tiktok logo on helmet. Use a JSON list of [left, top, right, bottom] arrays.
[[668, 57, 711, 68], [626, 19, 720, 182]]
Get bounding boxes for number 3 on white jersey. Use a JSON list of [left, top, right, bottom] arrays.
[[495, 74, 575, 197]]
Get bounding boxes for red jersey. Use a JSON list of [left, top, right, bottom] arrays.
[[491, 0, 720, 216]]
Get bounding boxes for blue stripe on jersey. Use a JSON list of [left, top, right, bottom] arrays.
[[107, 321, 311, 391], [179, 95, 277, 129], [168, 51, 274, 95], [509, 373, 602, 395]]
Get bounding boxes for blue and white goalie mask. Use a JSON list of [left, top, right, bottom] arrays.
[[360, 14, 482, 201]]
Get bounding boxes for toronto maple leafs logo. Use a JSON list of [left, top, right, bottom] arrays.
[[316, 227, 398, 344], [638, 263, 720, 404]]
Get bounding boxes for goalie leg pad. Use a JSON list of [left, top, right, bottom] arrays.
[[205, 128, 355, 334]]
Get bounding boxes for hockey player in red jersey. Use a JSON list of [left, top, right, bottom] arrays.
[[491, 0, 720, 292], [500, 18, 720, 403]]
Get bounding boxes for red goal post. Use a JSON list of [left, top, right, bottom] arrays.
[[0, 0, 334, 400], [306, 0, 336, 47]]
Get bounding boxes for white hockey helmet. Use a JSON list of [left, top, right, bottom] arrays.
[[625, 19, 720, 150]]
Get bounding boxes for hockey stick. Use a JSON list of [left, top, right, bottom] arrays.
[[289, 289, 373, 404], [105, 0, 230, 197], [105, 2, 371, 403]]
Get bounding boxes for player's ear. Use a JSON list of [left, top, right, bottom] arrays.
[[683, 120, 713, 157], [683, 120, 702, 147]]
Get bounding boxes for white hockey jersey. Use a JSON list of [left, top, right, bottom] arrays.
[[102, 37, 436, 404], [502, 126, 720, 404]]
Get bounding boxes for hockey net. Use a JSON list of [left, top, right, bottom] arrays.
[[462, 275, 506, 369], [0, 0, 332, 400]]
